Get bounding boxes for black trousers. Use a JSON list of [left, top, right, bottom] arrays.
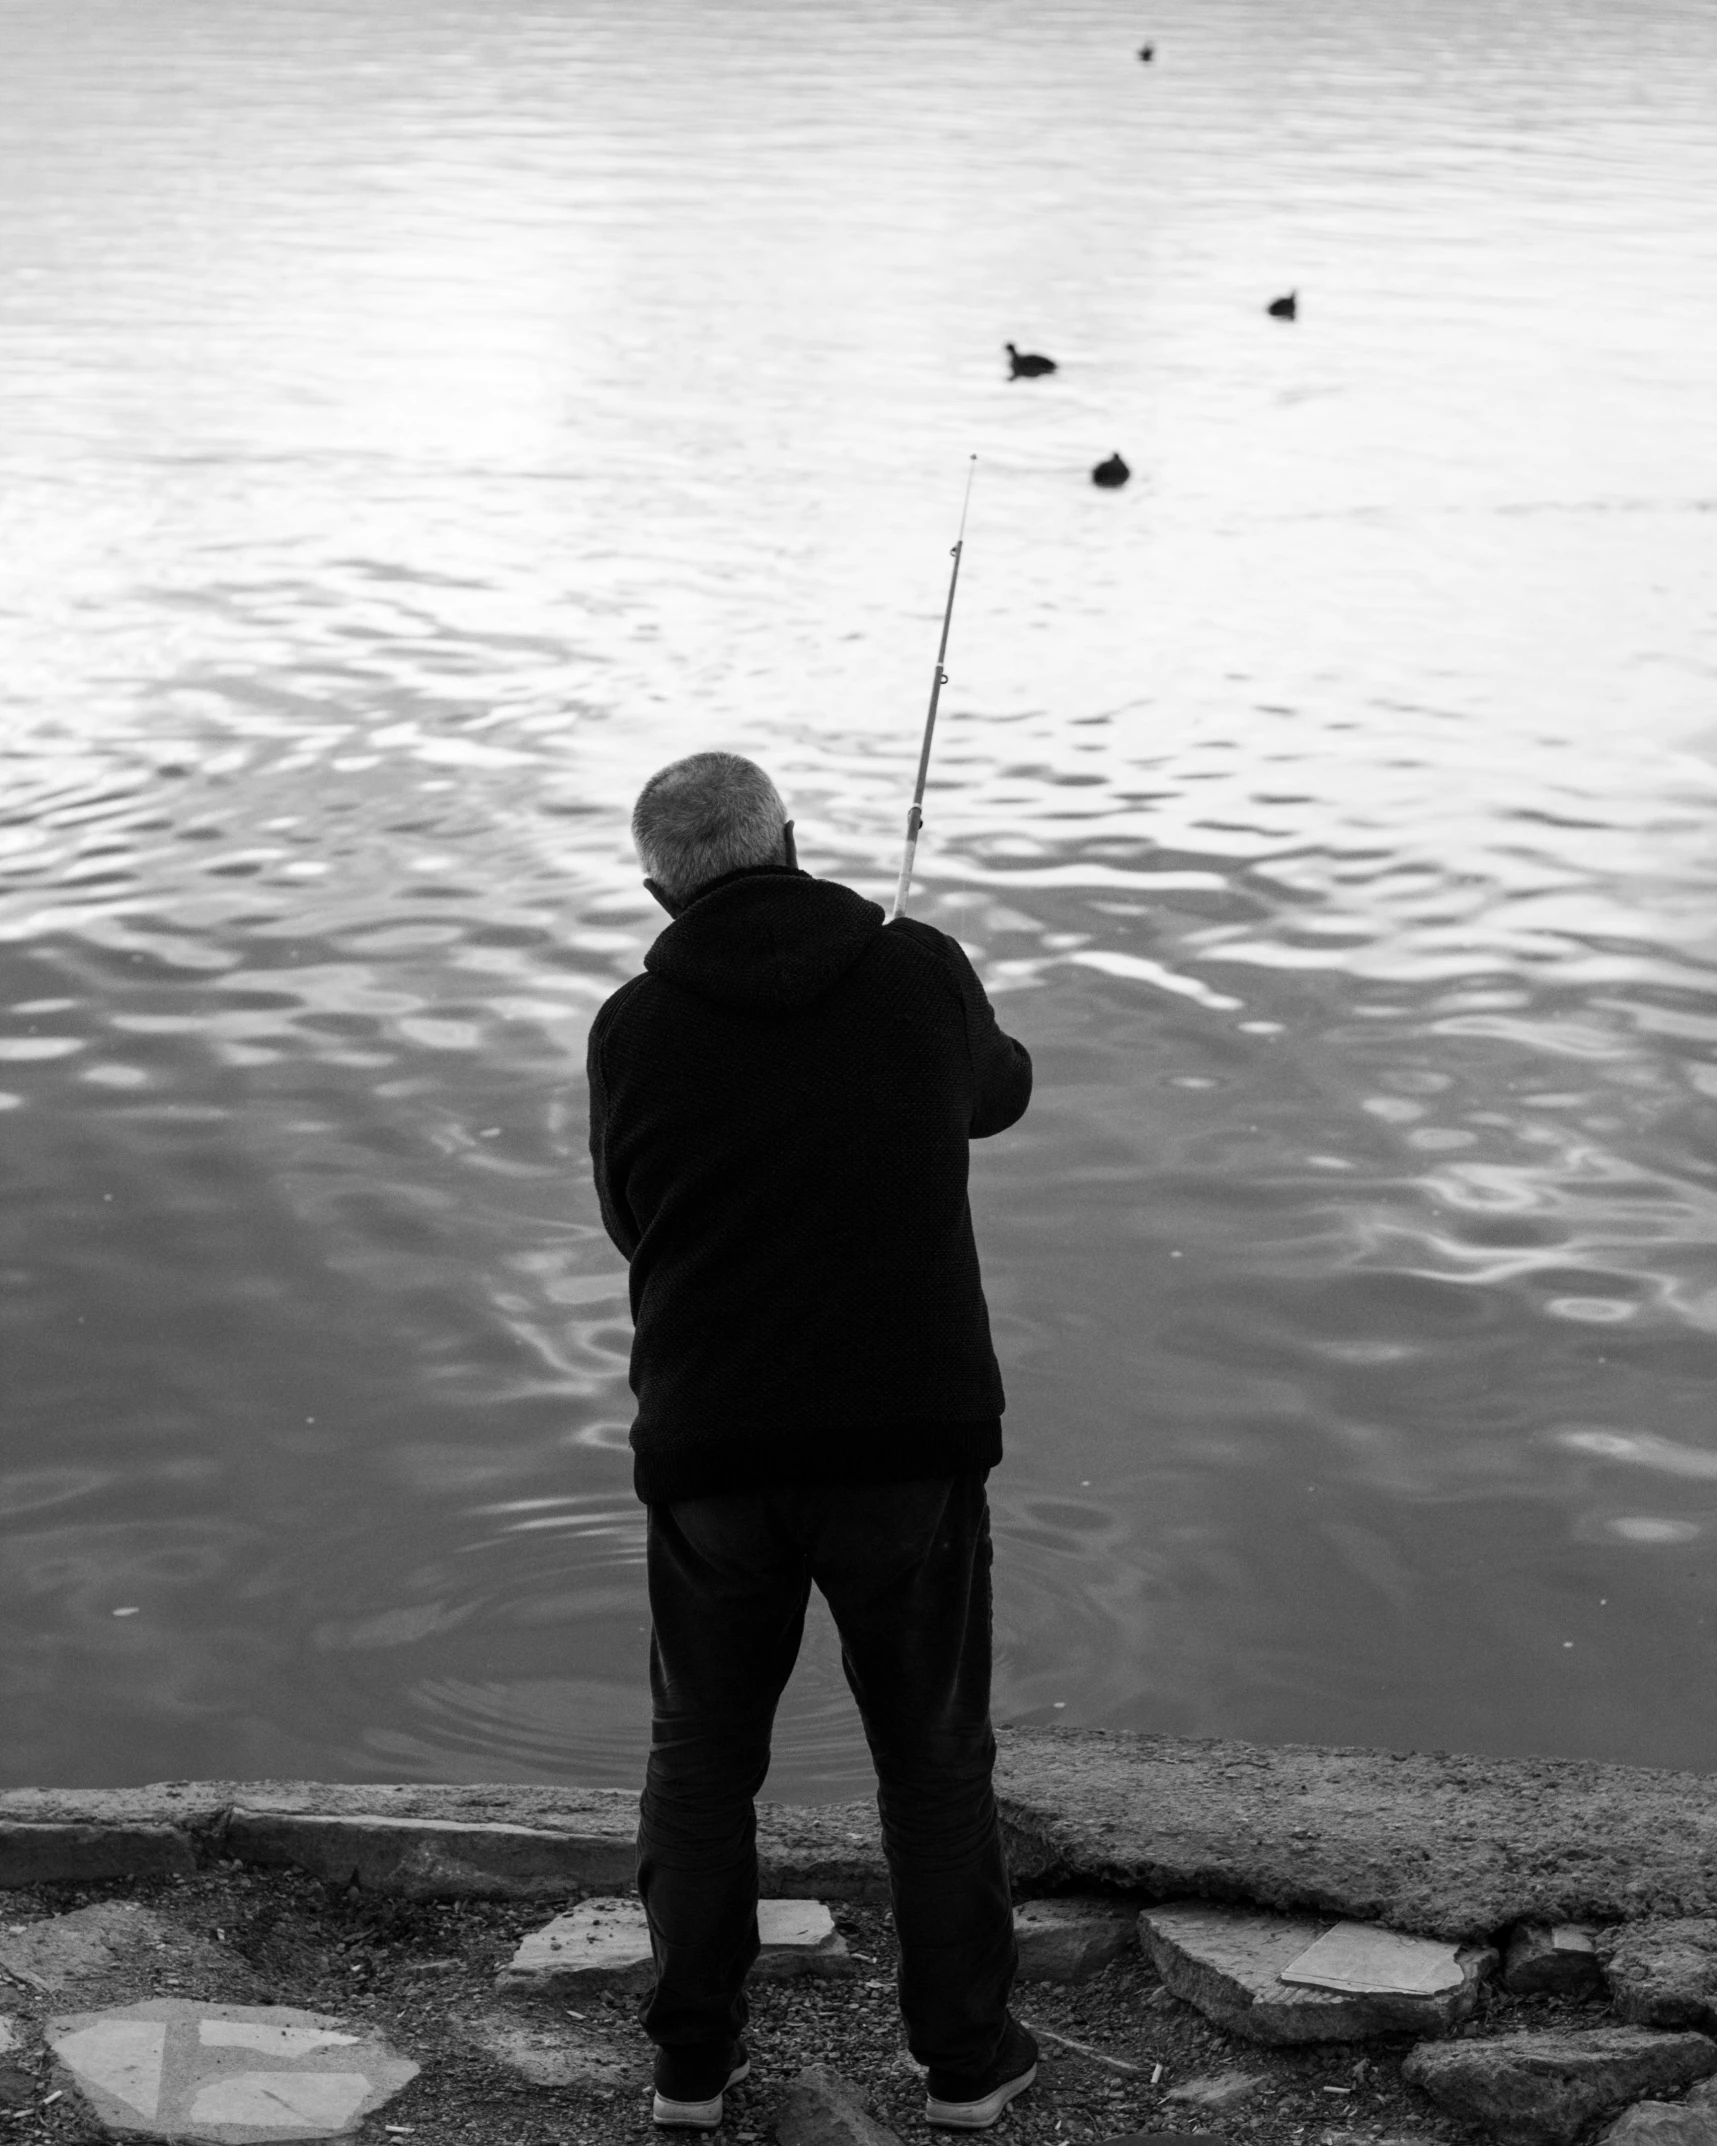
[[636, 1472, 1016, 2074]]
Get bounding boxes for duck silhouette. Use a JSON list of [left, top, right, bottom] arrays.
[[1266, 290, 1298, 321], [1006, 342, 1057, 378], [1138, 42, 1155, 60], [1091, 452, 1130, 489]]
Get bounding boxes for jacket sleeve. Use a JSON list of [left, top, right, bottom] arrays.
[[940, 932, 1033, 1138], [586, 1008, 641, 1260]]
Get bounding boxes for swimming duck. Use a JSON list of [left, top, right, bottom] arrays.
[[1267, 290, 1298, 320], [1006, 342, 1057, 378], [1091, 452, 1130, 489], [1138, 42, 1155, 60]]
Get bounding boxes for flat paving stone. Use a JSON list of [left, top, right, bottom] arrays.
[[1140, 1902, 1492, 2044], [1402, 2026, 1717, 2144], [47, 1999, 417, 2142], [1282, 1921, 1469, 1997], [496, 1896, 851, 1996], [1014, 1899, 1136, 1982]]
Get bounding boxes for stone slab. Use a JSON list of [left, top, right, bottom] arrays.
[[1014, 1899, 1136, 1982], [1603, 1921, 1717, 2030], [1402, 2027, 1717, 2144], [47, 1999, 417, 2142], [496, 1896, 851, 1996], [498, 1896, 654, 1995], [774, 2064, 902, 2146], [1139, 1902, 1491, 2043], [1505, 1923, 1602, 1998], [995, 1729, 1717, 1942]]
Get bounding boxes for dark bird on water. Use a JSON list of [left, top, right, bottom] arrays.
[[1267, 290, 1298, 320], [1091, 452, 1130, 489], [1138, 42, 1155, 60], [1006, 341, 1057, 378]]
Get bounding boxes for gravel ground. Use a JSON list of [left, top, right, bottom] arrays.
[[0, 1870, 1604, 2145]]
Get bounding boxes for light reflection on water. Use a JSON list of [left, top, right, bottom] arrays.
[[3, 0, 1717, 1794]]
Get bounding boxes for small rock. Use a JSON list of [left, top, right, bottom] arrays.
[[1603, 1922, 1717, 2030], [47, 1998, 418, 2141], [1600, 2082, 1717, 2146], [1502, 1922, 1603, 1998], [0, 2016, 17, 2054], [1402, 2026, 1717, 2144], [0, 2069, 33, 2112], [1139, 1903, 1492, 2044], [1164, 2067, 1266, 2111], [497, 1897, 850, 1997], [773, 2064, 901, 2145], [1014, 1900, 1136, 1982], [464, 2011, 639, 2089]]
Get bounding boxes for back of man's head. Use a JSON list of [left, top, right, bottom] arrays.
[[632, 752, 789, 903]]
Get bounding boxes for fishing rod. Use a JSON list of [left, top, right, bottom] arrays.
[[889, 455, 977, 921]]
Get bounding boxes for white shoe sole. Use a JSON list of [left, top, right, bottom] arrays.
[[925, 2059, 1038, 2129], [652, 2057, 750, 2130]]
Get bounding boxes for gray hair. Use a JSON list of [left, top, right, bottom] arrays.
[[631, 752, 789, 900]]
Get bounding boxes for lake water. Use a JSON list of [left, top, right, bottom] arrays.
[[4, 0, 1717, 1798]]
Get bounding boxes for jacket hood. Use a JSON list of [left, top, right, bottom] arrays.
[[644, 868, 885, 1014]]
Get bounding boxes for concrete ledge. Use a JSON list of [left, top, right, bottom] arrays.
[[6, 1729, 1717, 1939], [0, 1781, 885, 1900], [994, 1729, 1717, 1940], [222, 1813, 636, 1900], [0, 1823, 195, 1889]]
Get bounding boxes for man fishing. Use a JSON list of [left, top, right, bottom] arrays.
[[586, 748, 1036, 2131]]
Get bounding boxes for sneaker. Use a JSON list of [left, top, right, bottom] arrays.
[[651, 2043, 750, 2130], [924, 2017, 1039, 2130]]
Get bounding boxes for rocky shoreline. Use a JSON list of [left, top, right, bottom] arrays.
[[5, 1727, 1717, 2144]]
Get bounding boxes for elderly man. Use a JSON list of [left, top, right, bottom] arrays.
[[587, 751, 1035, 2132]]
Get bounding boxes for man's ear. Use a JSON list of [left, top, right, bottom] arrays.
[[643, 877, 683, 918], [782, 820, 797, 871]]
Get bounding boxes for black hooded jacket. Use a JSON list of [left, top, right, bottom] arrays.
[[586, 865, 1033, 1504]]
